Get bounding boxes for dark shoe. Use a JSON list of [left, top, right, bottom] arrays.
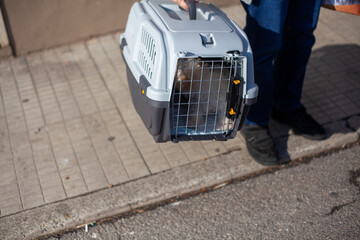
[[241, 124, 285, 166], [271, 105, 327, 140]]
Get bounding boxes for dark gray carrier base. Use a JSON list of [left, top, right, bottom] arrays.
[[124, 62, 171, 142]]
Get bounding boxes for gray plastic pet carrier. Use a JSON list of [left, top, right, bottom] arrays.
[[120, 0, 258, 143]]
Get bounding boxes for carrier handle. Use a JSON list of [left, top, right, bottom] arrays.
[[179, 0, 197, 20], [186, 0, 196, 20]]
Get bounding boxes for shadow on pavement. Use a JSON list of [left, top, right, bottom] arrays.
[[270, 44, 360, 160]]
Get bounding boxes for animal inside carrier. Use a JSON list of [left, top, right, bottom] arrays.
[[120, 0, 258, 143]]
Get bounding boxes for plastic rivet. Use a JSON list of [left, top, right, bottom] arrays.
[[179, 52, 187, 58]]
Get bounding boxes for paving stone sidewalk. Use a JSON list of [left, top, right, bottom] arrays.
[[0, 4, 359, 239]]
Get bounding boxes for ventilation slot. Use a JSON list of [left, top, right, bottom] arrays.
[[138, 28, 156, 80]]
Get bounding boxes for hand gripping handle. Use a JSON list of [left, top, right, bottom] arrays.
[[186, 0, 196, 20]]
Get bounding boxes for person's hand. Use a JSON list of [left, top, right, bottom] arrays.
[[171, 0, 199, 11]]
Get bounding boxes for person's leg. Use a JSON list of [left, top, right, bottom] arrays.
[[273, 0, 322, 112], [271, 0, 326, 140], [242, 0, 289, 125], [241, 0, 291, 165]]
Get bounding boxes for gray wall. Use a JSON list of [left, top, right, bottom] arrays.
[[1, 0, 240, 56]]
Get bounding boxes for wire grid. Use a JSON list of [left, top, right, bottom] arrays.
[[171, 58, 240, 138]]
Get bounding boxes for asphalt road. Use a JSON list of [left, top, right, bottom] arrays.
[[49, 145, 360, 240]]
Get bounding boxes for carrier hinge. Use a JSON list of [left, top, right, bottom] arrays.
[[224, 50, 241, 61]]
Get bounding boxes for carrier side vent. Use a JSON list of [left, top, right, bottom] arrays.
[[138, 27, 157, 80]]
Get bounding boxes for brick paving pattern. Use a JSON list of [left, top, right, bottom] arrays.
[[0, 6, 359, 217]]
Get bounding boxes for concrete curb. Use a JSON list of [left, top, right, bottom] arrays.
[[0, 119, 358, 240]]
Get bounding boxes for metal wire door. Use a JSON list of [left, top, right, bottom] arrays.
[[170, 57, 244, 140]]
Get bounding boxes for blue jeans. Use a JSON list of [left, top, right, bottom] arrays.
[[242, 0, 322, 125]]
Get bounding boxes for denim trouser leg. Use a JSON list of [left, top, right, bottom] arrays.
[[273, 0, 322, 112], [242, 0, 321, 125]]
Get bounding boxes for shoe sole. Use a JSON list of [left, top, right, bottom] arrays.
[[293, 130, 328, 141], [272, 119, 328, 141], [246, 145, 290, 166]]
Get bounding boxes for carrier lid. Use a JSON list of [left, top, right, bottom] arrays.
[[147, 0, 233, 33]]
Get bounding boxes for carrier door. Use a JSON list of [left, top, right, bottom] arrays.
[[170, 56, 246, 141]]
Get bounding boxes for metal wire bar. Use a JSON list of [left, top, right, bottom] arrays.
[[195, 61, 204, 133], [222, 60, 233, 131], [213, 60, 224, 132], [204, 61, 214, 132], [174, 62, 182, 138], [185, 60, 195, 134]]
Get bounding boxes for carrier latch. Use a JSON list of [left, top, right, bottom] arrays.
[[226, 74, 242, 119]]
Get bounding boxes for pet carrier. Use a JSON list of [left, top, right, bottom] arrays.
[[120, 0, 258, 143]]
